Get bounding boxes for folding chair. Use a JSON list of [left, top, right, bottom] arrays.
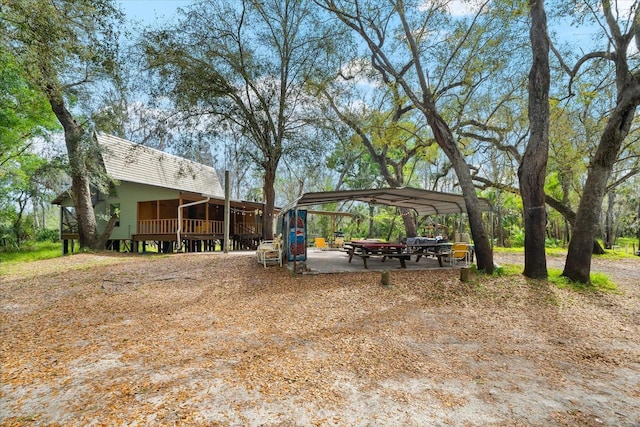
[[450, 242, 471, 266], [314, 237, 328, 250], [256, 234, 283, 267]]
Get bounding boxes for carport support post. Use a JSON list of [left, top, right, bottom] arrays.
[[224, 170, 230, 253]]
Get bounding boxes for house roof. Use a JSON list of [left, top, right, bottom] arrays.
[[289, 187, 492, 216], [96, 133, 224, 198]]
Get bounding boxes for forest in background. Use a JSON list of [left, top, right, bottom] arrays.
[[1, 0, 639, 281]]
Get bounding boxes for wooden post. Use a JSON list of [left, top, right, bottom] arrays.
[[224, 170, 230, 253], [460, 267, 470, 282], [381, 270, 391, 287]]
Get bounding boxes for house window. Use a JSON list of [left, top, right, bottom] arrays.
[[110, 203, 120, 227]]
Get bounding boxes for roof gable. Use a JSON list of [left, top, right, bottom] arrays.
[[96, 133, 223, 198]]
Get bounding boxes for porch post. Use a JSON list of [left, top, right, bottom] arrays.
[[224, 170, 230, 253]]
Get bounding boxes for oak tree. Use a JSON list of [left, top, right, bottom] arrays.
[[142, 0, 339, 239], [1, 0, 124, 249], [320, 0, 499, 272]]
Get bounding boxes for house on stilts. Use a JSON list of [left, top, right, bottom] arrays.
[[52, 133, 269, 254]]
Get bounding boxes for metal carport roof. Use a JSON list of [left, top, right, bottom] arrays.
[[290, 187, 492, 216]]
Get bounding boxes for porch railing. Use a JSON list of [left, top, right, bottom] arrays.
[[137, 219, 261, 236], [234, 222, 261, 235], [138, 218, 179, 234]]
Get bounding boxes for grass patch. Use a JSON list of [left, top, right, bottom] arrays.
[[489, 262, 617, 293], [494, 244, 638, 258], [493, 246, 524, 254], [0, 241, 62, 264], [594, 249, 637, 259], [544, 247, 569, 256], [491, 263, 522, 276], [493, 246, 567, 256], [548, 268, 617, 292]]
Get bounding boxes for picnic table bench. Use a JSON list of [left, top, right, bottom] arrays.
[[346, 240, 408, 269], [405, 238, 453, 267], [344, 240, 462, 269]]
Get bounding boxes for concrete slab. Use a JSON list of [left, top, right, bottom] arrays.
[[294, 248, 459, 274]]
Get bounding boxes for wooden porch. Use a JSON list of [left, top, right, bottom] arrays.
[[132, 218, 263, 252], [56, 193, 271, 254]]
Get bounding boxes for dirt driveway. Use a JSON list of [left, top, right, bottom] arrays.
[[1, 252, 639, 426]]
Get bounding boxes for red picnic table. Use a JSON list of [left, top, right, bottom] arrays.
[[346, 240, 409, 269]]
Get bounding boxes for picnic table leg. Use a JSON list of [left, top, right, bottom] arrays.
[[348, 248, 354, 263], [399, 256, 407, 268], [437, 254, 444, 267], [363, 256, 368, 269]]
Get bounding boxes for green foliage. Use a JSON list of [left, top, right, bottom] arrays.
[[1, 148, 65, 247], [0, 53, 61, 248], [0, 51, 59, 158], [544, 237, 563, 248], [3, 0, 124, 92], [595, 247, 638, 259], [509, 225, 525, 247], [611, 237, 640, 255], [492, 246, 524, 254], [0, 241, 62, 264], [373, 206, 406, 241], [548, 268, 617, 293], [490, 262, 617, 293], [491, 263, 522, 276], [0, 223, 19, 251], [36, 228, 60, 243]]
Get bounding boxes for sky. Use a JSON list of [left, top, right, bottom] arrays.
[[117, 0, 183, 25], [118, 0, 638, 20], [118, 0, 476, 22], [114, 0, 637, 67], [116, 0, 637, 34]]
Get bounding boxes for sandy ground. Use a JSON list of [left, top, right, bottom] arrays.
[[1, 251, 639, 426]]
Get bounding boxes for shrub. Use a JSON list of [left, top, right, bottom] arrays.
[[36, 228, 60, 242]]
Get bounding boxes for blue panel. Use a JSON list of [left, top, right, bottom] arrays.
[[287, 210, 306, 261]]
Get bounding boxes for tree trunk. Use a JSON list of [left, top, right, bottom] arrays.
[[561, 176, 571, 245], [400, 207, 417, 237], [263, 162, 277, 240], [518, 0, 549, 279], [562, 1, 640, 282], [47, 91, 100, 250], [636, 193, 640, 251], [604, 190, 615, 249], [321, 1, 493, 272], [97, 214, 120, 249], [496, 190, 505, 247], [593, 239, 605, 255], [637, 191, 640, 249], [563, 98, 638, 282], [428, 112, 494, 273]]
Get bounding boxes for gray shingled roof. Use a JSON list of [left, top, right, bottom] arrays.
[[97, 133, 224, 198]]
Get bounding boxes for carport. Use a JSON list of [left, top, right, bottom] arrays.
[[293, 187, 492, 216], [281, 187, 492, 273]]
